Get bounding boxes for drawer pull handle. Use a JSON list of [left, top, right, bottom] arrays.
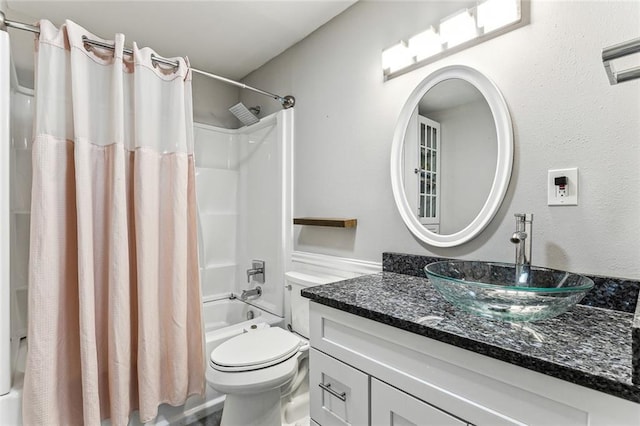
[[319, 382, 347, 401]]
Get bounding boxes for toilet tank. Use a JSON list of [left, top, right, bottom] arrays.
[[285, 271, 343, 339]]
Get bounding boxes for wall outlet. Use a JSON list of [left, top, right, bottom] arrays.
[[548, 168, 578, 206]]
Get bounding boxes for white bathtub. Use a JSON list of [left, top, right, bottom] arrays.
[[0, 298, 282, 426], [202, 297, 283, 353]]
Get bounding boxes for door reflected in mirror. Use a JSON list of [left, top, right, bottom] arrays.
[[402, 79, 497, 235]]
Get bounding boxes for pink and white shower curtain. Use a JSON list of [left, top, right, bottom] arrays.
[[22, 20, 204, 425]]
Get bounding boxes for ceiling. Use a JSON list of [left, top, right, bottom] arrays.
[[4, 0, 356, 86]]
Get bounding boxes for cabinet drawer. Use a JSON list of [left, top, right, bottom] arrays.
[[371, 378, 467, 426], [310, 348, 369, 426]]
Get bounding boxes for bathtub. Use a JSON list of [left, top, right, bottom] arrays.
[[1, 298, 282, 426], [202, 297, 283, 354]]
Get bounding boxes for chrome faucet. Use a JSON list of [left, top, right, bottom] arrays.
[[510, 213, 533, 286], [246, 260, 265, 283], [241, 286, 262, 301]]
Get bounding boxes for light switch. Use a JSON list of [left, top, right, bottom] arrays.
[[548, 168, 578, 206]]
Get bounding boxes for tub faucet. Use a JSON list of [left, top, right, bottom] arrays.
[[246, 260, 265, 283], [241, 286, 262, 301], [510, 213, 533, 286]]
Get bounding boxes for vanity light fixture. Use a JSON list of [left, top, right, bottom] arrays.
[[408, 27, 441, 62], [477, 0, 521, 34], [381, 41, 413, 74], [382, 0, 525, 80], [440, 9, 477, 49]]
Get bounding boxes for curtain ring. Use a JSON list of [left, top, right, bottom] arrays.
[[81, 35, 91, 52], [151, 53, 179, 70]]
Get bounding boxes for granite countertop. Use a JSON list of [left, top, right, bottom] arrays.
[[301, 271, 640, 403]]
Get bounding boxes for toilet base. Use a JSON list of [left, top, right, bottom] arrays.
[[221, 388, 282, 426]]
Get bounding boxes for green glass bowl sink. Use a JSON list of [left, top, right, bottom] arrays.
[[424, 260, 595, 322]]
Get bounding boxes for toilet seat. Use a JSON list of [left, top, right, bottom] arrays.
[[210, 327, 302, 372]]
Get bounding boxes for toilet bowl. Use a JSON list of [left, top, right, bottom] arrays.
[[208, 327, 309, 426], [208, 271, 342, 426]]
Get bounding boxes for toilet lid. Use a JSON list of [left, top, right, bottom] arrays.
[[210, 327, 301, 372]]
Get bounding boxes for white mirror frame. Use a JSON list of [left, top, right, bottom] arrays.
[[390, 65, 513, 247]]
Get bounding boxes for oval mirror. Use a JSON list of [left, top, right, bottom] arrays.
[[390, 65, 513, 247]]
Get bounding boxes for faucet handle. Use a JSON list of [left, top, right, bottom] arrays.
[[246, 260, 265, 283]]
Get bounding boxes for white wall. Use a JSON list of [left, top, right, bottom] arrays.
[[194, 124, 240, 301], [0, 26, 11, 397], [241, 1, 640, 279]]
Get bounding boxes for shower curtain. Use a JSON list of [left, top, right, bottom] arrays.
[[22, 20, 204, 425]]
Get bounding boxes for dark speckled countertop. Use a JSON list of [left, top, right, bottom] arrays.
[[302, 270, 640, 404]]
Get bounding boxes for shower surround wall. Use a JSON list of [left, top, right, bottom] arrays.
[[6, 83, 32, 396], [0, 78, 33, 420], [0, 29, 9, 397], [195, 125, 240, 301], [194, 111, 293, 317], [9, 87, 31, 338]]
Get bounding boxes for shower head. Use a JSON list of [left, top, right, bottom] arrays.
[[229, 102, 260, 126]]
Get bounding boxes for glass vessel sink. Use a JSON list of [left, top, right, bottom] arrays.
[[424, 260, 594, 322]]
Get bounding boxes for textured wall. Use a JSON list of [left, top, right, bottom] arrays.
[[241, 1, 640, 279]]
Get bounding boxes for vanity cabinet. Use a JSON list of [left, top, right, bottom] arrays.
[[308, 302, 640, 426]]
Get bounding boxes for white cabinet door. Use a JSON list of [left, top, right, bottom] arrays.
[[310, 348, 369, 426], [371, 378, 467, 426]]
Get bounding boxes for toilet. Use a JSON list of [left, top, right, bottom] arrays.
[[207, 271, 343, 426]]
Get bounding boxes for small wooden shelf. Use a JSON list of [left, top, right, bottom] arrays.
[[293, 217, 357, 228]]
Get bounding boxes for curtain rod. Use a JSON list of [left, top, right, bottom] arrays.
[[0, 12, 295, 109]]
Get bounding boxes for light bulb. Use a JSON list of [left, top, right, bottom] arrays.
[[382, 42, 413, 74], [477, 0, 521, 34], [409, 27, 442, 62], [440, 9, 477, 48]]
